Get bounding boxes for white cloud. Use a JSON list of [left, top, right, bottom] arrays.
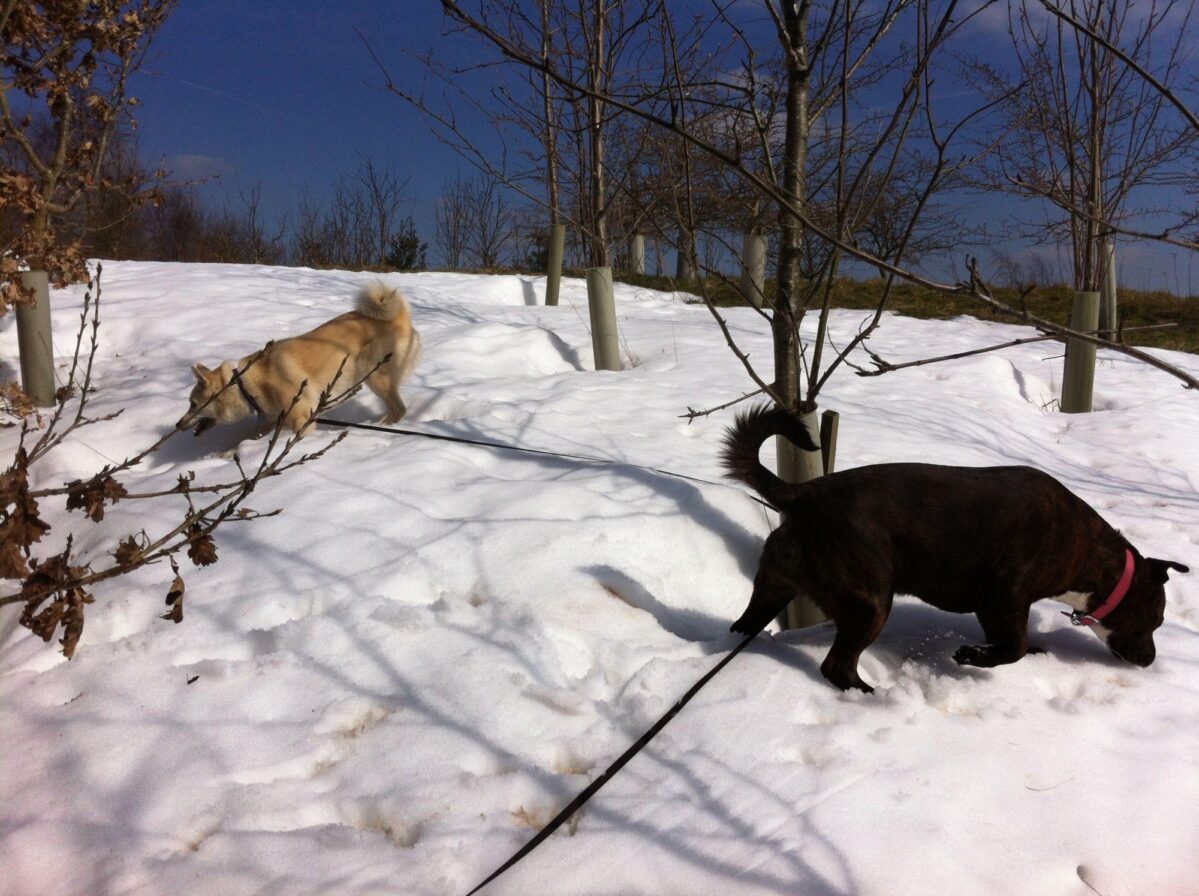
[[164, 153, 236, 181]]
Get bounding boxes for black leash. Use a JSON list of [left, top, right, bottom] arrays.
[[316, 416, 775, 507], [463, 629, 761, 896], [317, 413, 777, 892]]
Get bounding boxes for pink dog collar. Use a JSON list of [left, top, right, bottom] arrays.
[[1069, 549, 1136, 627]]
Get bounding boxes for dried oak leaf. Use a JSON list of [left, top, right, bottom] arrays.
[[112, 535, 143, 567], [65, 473, 128, 522], [59, 588, 94, 659], [162, 573, 184, 624], [26, 597, 65, 643], [0, 540, 31, 580], [186, 525, 218, 567], [19, 552, 92, 657], [0, 452, 51, 578], [1, 381, 38, 419]]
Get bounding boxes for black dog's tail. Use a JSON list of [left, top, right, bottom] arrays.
[[721, 404, 819, 507]]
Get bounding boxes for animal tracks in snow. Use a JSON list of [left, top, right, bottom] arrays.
[[221, 697, 400, 789], [169, 796, 427, 857]]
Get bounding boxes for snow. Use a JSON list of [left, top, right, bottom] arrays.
[[2, 260, 1197, 896]]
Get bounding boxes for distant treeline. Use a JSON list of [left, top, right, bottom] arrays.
[[6, 150, 556, 273]]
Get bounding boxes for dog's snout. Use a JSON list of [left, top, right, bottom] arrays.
[[1110, 641, 1155, 667]]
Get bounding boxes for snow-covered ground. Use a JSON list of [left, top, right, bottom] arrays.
[[2, 261, 1197, 896]]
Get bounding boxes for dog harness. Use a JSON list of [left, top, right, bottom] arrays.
[[232, 367, 263, 416], [1068, 549, 1135, 627]]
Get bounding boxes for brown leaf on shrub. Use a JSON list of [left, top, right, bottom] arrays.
[[65, 473, 128, 522], [0, 451, 51, 578], [112, 535, 143, 567], [186, 525, 218, 567], [59, 588, 93, 659], [0, 540, 31, 579], [1, 382, 38, 419], [162, 573, 185, 624], [26, 597, 66, 643], [19, 551, 91, 642]]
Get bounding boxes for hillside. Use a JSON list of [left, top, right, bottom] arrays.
[[2, 261, 1197, 896]]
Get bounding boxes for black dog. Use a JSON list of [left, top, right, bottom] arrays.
[[723, 404, 1188, 693]]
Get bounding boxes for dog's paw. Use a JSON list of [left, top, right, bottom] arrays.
[[953, 644, 989, 667], [820, 658, 875, 693], [954, 644, 1028, 667], [826, 676, 875, 694]]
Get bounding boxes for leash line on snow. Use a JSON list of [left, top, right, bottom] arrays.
[[315, 416, 776, 508], [462, 630, 761, 896], [317, 415, 775, 892]]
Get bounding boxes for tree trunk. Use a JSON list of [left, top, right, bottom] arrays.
[[540, 0, 560, 226], [773, 3, 811, 422], [674, 226, 695, 280], [773, 3, 826, 630], [586, 0, 609, 268]]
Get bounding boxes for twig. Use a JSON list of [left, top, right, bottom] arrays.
[[856, 322, 1184, 377], [680, 388, 765, 421]]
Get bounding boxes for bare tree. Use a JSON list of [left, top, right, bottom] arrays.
[[390, 0, 1199, 421], [0, 0, 175, 310], [674, 1, 993, 433], [234, 183, 288, 265], [433, 173, 517, 269], [1022, 0, 1199, 260], [437, 0, 1199, 403], [120, 182, 287, 265], [288, 158, 414, 270], [138, 185, 206, 262], [293, 191, 330, 267], [539, 0, 562, 227], [355, 156, 410, 267], [846, 156, 981, 277], [75, 131, 154, 260], [435, 176, 472, 268], [464, 173, 516, 267], [366, 1, 661, 270], [972, 0, 1198, 291]]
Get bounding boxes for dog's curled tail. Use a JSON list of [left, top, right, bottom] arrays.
[[357, 282, 412, 321], [721, 404, 820, 507]]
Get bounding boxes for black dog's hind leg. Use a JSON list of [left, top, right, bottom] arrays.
[[954, 605, 1032, 668], [730, 561, 795, 637], [820, 591, 892, 694]]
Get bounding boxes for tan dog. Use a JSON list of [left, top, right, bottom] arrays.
[[177, 282, 421, 437]]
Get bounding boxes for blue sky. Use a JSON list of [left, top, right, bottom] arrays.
[[124, 1, 1197, 293], [130, 3, 470, 246]]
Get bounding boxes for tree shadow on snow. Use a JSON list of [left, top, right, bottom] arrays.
[[385, 413, 768, 580], [582, 564, 730, 643], [519, 278, 540, 306]]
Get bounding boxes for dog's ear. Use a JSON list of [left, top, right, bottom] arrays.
[[192, 363, 211, 380], [1146, 557, 1189, 584]]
